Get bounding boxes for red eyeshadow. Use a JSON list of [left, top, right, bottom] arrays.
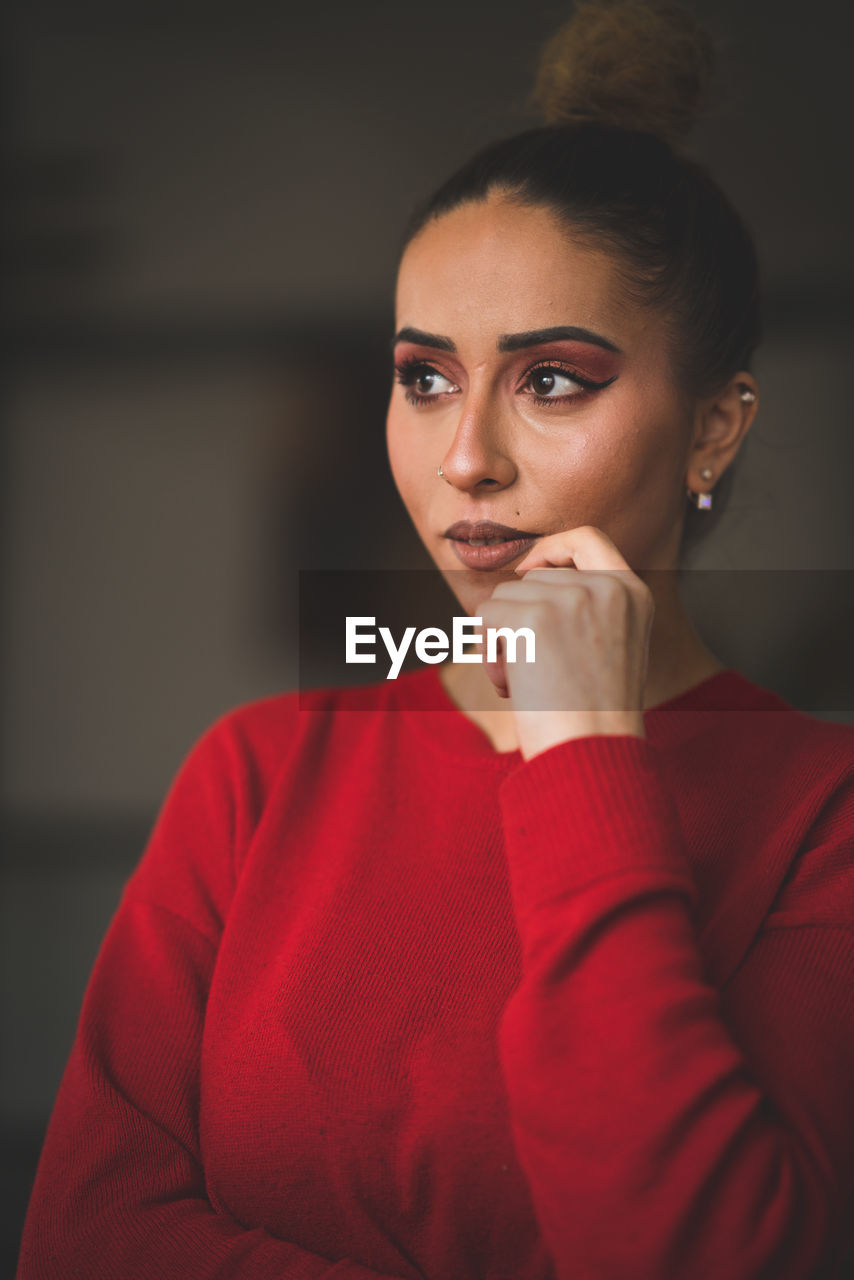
[[522, 342, 623, 381]]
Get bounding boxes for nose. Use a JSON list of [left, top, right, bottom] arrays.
[[438, 389, 516, 492]]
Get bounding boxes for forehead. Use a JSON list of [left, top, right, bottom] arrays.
[[395, 195, 637, 345]]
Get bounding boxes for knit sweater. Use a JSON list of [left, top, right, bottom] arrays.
[[17, 665, 854, 1280]]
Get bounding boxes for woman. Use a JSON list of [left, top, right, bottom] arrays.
[[17, 2, 854, 1277]]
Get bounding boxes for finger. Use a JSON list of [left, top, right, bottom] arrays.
[[491, 567, 639, 602], [479, 600, 536, 691], [489, 575, 587, 603], [483, 634, 510, 699], [515, 524, 629, 574]]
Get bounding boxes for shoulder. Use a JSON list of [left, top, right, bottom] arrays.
[[191, 669, 431, 790], [126, 673, 433, 932], [161, 690, 303, 816], [723, 676, 854, 928], [774, 704, 854, 913], [698, 669, 854, 794], [665, 670, 854, 919]]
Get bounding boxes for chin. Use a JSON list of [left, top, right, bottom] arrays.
[[438, 565, 513, 617]]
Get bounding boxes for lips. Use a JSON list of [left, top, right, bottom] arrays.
[[443, 520, 540, 571]]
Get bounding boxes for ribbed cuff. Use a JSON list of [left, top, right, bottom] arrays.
[[498, 734, 698, 910]]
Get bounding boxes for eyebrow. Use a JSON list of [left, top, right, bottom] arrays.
[[391, 324, 622, 355]]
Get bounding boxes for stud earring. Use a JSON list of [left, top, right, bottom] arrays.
[[739, 387, 756, 403], [687, 465, 715, 510]]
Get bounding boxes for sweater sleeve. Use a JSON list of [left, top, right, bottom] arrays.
[[16, 712, 410, 1280], [497, 734, 854, 1280]]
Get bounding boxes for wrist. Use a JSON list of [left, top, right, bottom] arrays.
[[516, 709, 646, 761]]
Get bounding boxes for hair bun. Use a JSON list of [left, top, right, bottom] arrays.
[[532, 0, 716, 147]]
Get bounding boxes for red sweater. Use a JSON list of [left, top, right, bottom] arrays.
[[17, 665, 854, 1279]]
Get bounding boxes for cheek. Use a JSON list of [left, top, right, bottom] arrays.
[[527, 401, 686, 531], [583, 408, 689, 558], [578, 397, 685, 486], [526, 426, 641, 508]]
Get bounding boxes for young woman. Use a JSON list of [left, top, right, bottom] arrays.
[[18, 2, 854, 1278]]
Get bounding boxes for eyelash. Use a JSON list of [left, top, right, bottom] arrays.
[[392, 356, 616, 409]]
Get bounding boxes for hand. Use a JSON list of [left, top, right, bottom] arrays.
[[478, 525, 653, 760]]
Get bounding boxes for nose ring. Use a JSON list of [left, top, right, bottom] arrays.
[[437, 465, 444, 478]]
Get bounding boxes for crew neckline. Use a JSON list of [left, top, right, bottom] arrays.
[[395, 662, 778, 767]]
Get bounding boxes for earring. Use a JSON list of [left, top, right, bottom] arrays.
[[687, 465, 715, 510], [739, 387, 756, 403], [437, 465, 444, 478]]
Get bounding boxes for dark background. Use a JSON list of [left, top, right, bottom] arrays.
[[3, 0, 854, 1271]]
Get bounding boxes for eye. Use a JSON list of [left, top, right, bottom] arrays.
[[394, 359, 458, 407], [528, 367, 582, 397], [521, 361, 613, 404]]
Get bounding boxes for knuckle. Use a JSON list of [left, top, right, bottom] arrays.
[[529, 600, 559, 630]]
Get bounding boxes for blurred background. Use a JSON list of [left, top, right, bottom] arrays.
[[2, 0, 854, 1270]]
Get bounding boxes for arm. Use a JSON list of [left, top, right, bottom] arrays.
[[497, 734, 854, 1280], [17, 714, 413, 1280]]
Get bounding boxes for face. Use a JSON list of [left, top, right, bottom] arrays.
[[386, 194, 696, 615]]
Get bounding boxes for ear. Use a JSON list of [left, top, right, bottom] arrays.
[[686, 372, 759, 497]]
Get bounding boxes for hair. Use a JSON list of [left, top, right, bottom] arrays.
[[398, 0, 762, 551]]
